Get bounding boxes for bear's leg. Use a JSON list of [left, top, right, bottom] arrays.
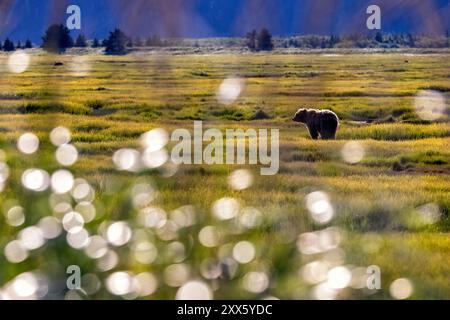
[[307, 125, 319, 140], [320, 130, 336, 140], [319, 119, 337, 140]]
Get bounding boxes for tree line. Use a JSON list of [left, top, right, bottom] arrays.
[[278, 32, 449, 49], [246, 28, 274, 51], [2, 24, 448, 54], [1, 24, 170, 54], [245, 29, 449, 50], [40, 24, 170, 54], [0, 38, 33, 51], [248, 29, 449, 50]]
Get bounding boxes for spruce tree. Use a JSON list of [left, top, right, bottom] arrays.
[[375, 31, 383, 43], [25, 39, 33, 48], [42, 24, 74, 53], [3, 38, 15, 51], [92, 38, 100, 48], [104, 29, 129, 55], [75, 34, 87, 47], [257, 28, 274, 51], [246, 30, 257, 51]]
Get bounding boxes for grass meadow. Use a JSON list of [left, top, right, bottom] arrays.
[[0, 49, 449, 299]]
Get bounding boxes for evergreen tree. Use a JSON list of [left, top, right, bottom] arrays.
[[16, 41, 22, 49], [3, 38, 15, 51], [330, 34, 340, 47], [101, 39, 108, 47], [407, 34, 415, 47], [147, 35, 162, 47], [375, 31, 383, 43], [154, 35, 163, 46], [42, 24, 74, 53], [446, 30, 449, 48], [134, 37, 143, 47], [126, 37, 133, 48], [104, 29, 129, 55], [257, 28, 274, 51], [25, 39, 33, 48], [246, 29, 257, 51], [75, 34, 87, 47], [92, 38, 100, 48], [288, 37, 299, 48]]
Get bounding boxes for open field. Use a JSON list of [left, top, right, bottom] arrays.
[[0, 49, 449, 299]]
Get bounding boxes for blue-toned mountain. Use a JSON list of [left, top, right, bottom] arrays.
[[0, 0, 448, 42]]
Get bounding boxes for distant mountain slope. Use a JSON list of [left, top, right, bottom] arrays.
[[0, 0, 448, 43]]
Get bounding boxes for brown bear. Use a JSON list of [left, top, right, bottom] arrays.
[[292, 108, 339, 140]]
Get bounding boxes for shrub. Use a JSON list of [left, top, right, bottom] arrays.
[[85, 100, 106, 110], [252, 109, 271, 120], [191, 71, 210, 77], [418, 85, 450, 92], [210, 107, 253, 120], [139, 108, 162, 120], [23, 102, 90, 114]]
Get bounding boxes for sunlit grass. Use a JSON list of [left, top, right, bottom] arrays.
[[0, 50, 448, 299]]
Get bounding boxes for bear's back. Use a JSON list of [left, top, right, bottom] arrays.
[[318, 109, 338, 119], [305, 109, 338, 125]]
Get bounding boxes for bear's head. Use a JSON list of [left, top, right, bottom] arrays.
[[292, 108, 308, 123]]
